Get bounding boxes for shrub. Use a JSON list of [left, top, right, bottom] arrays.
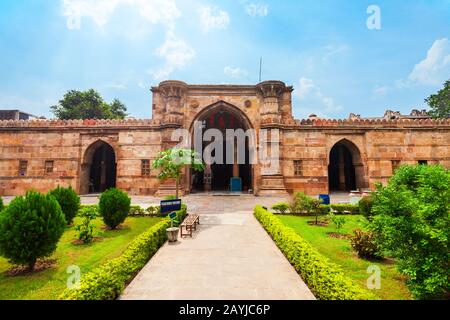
[[146, 205, 160, 217], [254, 206, 375, 300], [359, 196, 374, 220], [0, 191, 66, 270], [99, 188, 131, 230], [330, 204, 359, 215], [272, 202, 290, 215], [290, 192, 321, 215], [79, 205, 99, 216], [328, 212, 347, 231], [129, 206, 146, 216], [59, 219, 170, 300], [164, 195, 177, 200], [49, 186, 81, 225], [369, 165, 450, 299], [75, 206, 98, 244], [350, 229, 382, 259]]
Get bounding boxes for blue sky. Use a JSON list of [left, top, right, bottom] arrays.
[[0, 0, 449, 119]]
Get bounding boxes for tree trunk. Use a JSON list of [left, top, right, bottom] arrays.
[[28, 259, 36, 272], [176, 175, 180, 199]]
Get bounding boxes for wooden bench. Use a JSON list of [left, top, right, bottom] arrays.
[[180, 214, 200, 238]]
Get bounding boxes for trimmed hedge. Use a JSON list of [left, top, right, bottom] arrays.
[[59, 207, 188, 300], [254, 206, 376, 300]]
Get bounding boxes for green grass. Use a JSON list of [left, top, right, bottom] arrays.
[[0, 216, 163, 300], [277, 215, 412, 300]]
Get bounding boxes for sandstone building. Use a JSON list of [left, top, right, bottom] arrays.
[[0, 80, 449, 196]]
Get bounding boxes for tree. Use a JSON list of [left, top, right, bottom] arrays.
[[0, 191, 66, 271], [425, 79, 450, 119], [152, 149, 205, 199], [369, 165, 449, 299], [49, 186, 81, 225], [51, 89, 128, 120]]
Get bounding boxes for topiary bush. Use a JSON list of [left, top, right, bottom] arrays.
[[49, 186, 80, 225], [272, 202, 290, 215], [254, 206, 376, 300], [359, 196, 374, 220], [369, 165, 450, 299], [0, 191, 66, 270], [350, 229, 382, 259], [99, 188, 131, 230]]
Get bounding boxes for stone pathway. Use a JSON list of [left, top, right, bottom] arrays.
[[120, 195, 315, 300]]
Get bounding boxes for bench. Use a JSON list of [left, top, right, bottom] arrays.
[[180, 214, 200, 238]]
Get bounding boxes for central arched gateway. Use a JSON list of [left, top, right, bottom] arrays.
[[188, 101, 255, 193]]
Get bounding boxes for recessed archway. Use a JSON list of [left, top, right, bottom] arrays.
[[328, 139, 365, 192], [188, 101, 255, 193], [80, 140, 117, 194]]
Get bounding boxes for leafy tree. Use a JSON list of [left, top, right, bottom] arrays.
[[369, 165, 449, 299], [49, 186, 80, 225], [152, 149, 205, 199], [51, 89, 128, 120], [0, 191, 66, 270], [328, 212, 347, 232], [425, 79, 450, 119]]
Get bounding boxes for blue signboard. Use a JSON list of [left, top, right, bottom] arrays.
[[160, 199, 182, 214], [319, 194, 331, 205]]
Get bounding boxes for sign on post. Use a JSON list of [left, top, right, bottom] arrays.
[[168, 212, 178, 220], [160, 199, 182, 214]]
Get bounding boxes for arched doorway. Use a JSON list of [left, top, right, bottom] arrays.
[[189, 102, 254, 193], [80, 141, 117, 194], [328, 139, 364, 192]]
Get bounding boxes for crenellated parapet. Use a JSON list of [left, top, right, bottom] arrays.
[[280, 117, 450, 129], [0, 118, 165, 129]]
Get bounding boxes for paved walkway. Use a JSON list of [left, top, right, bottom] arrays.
[[120, 195, 315, 300]]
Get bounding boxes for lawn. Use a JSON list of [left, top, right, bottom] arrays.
[[0, 216, 163, 300], [277, 215, 412, 300]]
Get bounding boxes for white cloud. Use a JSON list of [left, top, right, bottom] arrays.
[[62, 0, 181, 30], [408, 38, 450, 86], [224, 66, 248, 78], [199, 6, 230, 33], [151, 32, 196, 80], [297, 77, 342, 116], [105, 80, 127, 90], [373, 85, 389, 95], [245, 3, 269, 18]]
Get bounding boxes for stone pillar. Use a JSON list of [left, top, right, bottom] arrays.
[[257, 81, 286, 123], [256, 81, 288, 195]]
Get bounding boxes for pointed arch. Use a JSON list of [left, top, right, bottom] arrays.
[[328, 138, 367, 192], [80, 140, 117, 194]]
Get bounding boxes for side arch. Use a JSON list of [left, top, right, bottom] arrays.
[[328, 138, 367, 192]]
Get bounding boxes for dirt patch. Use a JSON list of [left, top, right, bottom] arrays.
[[327, 232, 351, 240], [101, 224, 129, 231], [6, 259, 57, 277], [71, 237, 104, 245], [307, 221, 329, 227]]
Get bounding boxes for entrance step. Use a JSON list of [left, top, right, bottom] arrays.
[[258, 175, 288, 196]]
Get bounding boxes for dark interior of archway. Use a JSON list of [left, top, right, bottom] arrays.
[[89, 144, 116, 193], [328, 143, 356, 191], [191, 109, 252, 192]]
